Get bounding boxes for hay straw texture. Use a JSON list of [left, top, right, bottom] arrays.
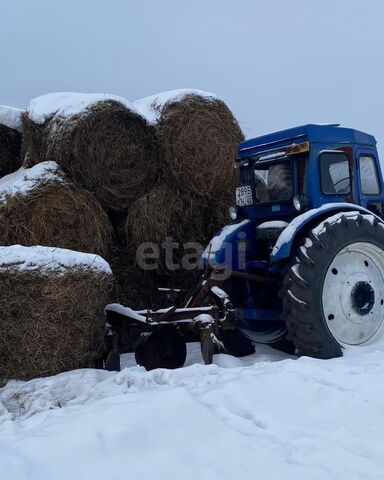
[[0, 163, 112, 257], [122, 184, 233, 311], [20, 111, 49, 167], [157, 94, 243, 198], [0, 248, 113, 380], [0, 124, 21, 177], [125, 184, 233, 251], [34, 100, 158, 211], [125, 185, 184, 246], [109, 246, 160, 308]]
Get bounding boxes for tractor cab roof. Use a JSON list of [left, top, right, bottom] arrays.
[[238, 124, 376, 158]]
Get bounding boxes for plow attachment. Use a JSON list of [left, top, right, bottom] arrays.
[[104, 268, 236, 370]]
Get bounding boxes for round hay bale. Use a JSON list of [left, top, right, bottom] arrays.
[[0, 124, 21, 177], [157, 94, 243, 198], [0, 246, 113, 381], [0, 162, 112, 257], [45, 100, 158, 210]]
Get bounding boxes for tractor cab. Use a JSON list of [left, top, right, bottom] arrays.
[[234, 123, 382, 224]]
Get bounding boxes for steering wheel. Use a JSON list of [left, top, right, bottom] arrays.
[[333, 176, 350, 194]]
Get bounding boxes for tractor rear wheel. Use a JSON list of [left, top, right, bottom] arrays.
[[282, 212, 384, 358]]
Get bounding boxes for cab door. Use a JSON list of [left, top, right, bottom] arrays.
[[355, 147, 384, 217]]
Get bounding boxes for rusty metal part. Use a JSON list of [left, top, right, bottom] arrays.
[[105, 267, 237, 366], [106, 268, 235, 329], [200, 326, 215, 365], [186, 267, 226, 307], [140, 306, 221, 325], [286, 141, 310, 156]]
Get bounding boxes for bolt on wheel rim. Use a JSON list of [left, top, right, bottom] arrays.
[[322, 242, 384, 346]]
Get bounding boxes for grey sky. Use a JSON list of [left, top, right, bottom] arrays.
[[1, 0, 384, 155]]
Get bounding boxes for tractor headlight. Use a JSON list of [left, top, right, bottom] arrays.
[[229, 205, 238, 220], [293, 195, 309, 212], [293, 195, 302, 211]]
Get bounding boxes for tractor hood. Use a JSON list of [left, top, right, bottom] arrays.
[[201, 219, 253, 269]]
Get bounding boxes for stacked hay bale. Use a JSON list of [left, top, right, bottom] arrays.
[[128, 90, 244, 303], [22, 93, 158, 210], [0, 161, 112, 257], [0, 106, 23, 177], [20, 92, 160, 311], [8, 89, 243, 358], [156, 91, 242, 199], [0, 245, 113, 381]]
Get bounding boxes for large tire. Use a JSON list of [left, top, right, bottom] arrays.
[[282, 212, 384, 359]]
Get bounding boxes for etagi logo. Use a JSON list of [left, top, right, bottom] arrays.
[[136, 231, 248, 281]]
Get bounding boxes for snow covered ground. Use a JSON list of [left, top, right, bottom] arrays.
[[1, 342, 384, 480]]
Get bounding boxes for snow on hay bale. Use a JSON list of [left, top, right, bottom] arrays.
[[22, 92, 158, 210], [0, 106, 23, 177], [0, 245, 113, 381], [0, 161, 112, 257], [134, 89, 244, 199]]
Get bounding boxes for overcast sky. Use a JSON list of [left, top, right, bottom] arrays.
[[1, 0, 384, 154]]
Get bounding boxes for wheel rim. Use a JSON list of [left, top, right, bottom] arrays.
[[322, 241, 384, 346]]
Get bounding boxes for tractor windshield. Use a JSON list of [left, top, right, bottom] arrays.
[[254, 160, 293, 203]]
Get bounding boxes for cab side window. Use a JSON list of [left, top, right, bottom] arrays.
[[359, 155, 380, 195], [320, 152, 351, 195]]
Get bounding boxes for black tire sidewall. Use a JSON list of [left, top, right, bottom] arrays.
[[287, 214, 384, 357]]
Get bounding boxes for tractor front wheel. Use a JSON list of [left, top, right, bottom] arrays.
[[282, 212, 384, 358]]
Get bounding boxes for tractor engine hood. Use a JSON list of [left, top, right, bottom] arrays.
[[202, 220, 252, 269], [201, 219, 288, 271]]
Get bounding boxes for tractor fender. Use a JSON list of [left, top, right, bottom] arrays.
[[270, 202, 384, 263], [202, 219, 253, 268]]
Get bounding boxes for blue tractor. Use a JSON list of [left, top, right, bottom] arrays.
[[106, 124, 384, 370]]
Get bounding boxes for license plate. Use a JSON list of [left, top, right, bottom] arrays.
[[236, 186, 253, 206]]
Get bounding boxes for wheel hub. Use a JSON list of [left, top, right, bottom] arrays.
[[322, 242, 384, 346], [351, 281, 375, 316]]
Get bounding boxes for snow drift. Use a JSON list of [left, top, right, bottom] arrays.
[[1, 343, 384, 479]]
